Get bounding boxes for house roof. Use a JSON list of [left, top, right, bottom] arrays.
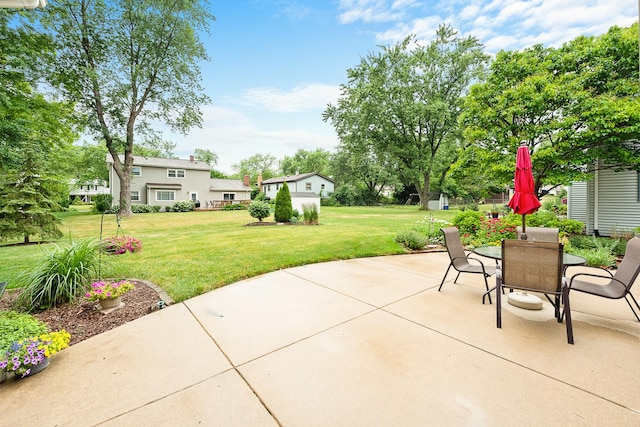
[[209, 179, 251, 191], [261, 172, 334, 185], [106, 154, 211, 171]]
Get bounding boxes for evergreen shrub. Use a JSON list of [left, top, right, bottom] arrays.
[[274, 182, 293, 222]]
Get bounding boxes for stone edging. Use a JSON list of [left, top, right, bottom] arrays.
[[131, 278, 175, 306]]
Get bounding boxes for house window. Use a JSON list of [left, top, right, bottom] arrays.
[[131, 191, 140, 201], [305, 182, 312, 190], [156, 190, 175, 201], [321, 184, 325, 190], [276, 184, 279, 190], [132, 166, 142, 177], [167, 169, 185, 178], [268, 185, 271, 191], [223, 193, 235, 201]]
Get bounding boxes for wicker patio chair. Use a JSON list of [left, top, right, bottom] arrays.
[[568, 236, 640, 322], [438, 227, 497, 304], [516, 226, 559, 242], [496, 239, 573, 344]]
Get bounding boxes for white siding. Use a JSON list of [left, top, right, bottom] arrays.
[[595, 169, 640, 236], [567, 182, 588, 228]]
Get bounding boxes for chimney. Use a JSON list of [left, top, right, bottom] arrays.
[[243, 174, 250, 187], [258, 174, 263, 191], [189, 155, 195, 162]]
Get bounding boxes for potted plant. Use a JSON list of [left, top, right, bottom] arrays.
[[85, 279, 135, 310], [0, 330, 71, 379]]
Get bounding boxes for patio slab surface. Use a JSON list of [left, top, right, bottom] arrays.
[[1, 252, 639, 426]]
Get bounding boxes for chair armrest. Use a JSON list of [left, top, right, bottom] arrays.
[[465, 255, 493, 274], [569, 272, 624, 288]]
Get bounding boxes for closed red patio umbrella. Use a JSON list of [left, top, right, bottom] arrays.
[[508, 145, 541, 239]]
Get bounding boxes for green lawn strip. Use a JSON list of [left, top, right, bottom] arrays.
[[0, 206, 435, 302]]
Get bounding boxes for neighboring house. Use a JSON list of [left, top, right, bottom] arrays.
[[567, 164, 640, 236], [69, 179, 109, 203], [107, 154, 251, 210], [261, 173, 334, 200]]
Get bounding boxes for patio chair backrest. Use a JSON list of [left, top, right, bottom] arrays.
[[501, 239, 563, 294], [441, 228, 467, 267], [613, 237, 640, 291], [516, 226, 559, 242]]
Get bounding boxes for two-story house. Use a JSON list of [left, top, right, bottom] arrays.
[[107, 154, 251, 210], [261, 172, 334, 214]]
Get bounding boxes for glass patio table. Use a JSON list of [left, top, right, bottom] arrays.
[[472, 246, 587, 267], [472, 246, 586, 310]]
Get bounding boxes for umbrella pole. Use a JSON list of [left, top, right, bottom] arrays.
[[520, 214, 527, 240]]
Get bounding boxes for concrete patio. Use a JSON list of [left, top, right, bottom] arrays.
[[1, 252, 639, 426]]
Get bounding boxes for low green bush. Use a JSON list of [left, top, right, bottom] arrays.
[[14, 239, 103, 311], [131, 204, 160, 213], [223, 203, 247, 210], [395, 230, 427, 251], [451, 210, 484, 235], [248, 201, 270, 222], [93, 194, 113, 213], [411, 216, 449, 245], [0, 311, 49, 354], [168, 201, 195, 212]]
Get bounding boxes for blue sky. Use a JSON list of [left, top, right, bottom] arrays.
[[168, 0, 638, 173]]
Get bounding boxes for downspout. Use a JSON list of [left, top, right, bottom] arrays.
[[594, 167, 599, 234]]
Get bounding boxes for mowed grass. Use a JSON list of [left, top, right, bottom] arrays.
[[0, 205, 452, 302]]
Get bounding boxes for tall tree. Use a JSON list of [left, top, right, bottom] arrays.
[[462, 24, 640, 196], [324, 25, 489, 209], [37, 0, 214, 216], [194, 147, 219, 167], [280, 148, 331, 176], [232, 153, 277, 183]]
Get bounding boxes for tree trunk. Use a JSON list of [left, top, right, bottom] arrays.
[[416, 173, 431, 210], [24, 234, 30, 244]]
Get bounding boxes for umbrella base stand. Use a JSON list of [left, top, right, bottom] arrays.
[[507, 291, 543, 310]]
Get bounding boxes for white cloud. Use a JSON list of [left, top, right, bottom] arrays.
[[337, 0, 413, 24], [239, 83, 341, 113], [166, 104, 339, 174]]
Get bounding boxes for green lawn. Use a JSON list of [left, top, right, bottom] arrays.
[[0, 205, 454, 302]]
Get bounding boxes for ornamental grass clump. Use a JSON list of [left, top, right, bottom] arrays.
[[100, 235, 142, 255], [85, 280, 135, 301], [0, 330, 71, 378], [15, 239, 102, 311]]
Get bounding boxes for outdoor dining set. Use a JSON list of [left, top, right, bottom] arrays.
[[437, 145, 640, 345]]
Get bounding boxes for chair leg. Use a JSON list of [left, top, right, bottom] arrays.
[[563, 287, 574, 344], [438, 264, 453, 291], [482, 275, 493, 305], [496, 281, 502, 329], [624, 293, 640, 322], [454, 271, 461, 284]]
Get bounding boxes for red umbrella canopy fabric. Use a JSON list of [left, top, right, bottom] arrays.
[[508, 145, 541, 215]]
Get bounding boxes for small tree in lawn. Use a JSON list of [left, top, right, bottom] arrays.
[[0, 155, 64, 244], [248, 201, 270, 222], [274, 182, 293, 222]]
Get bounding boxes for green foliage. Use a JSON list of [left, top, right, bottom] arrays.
[[0, 311, 49, 354], [0, 159, 64, 244], [14, 239, 103, 311], [395, 230, 428, 250], [39, 0, 214, 215], [248, 201, 271, 222], [280, 148, 332, 176], [459, 218, 517, 247], [324, 25, 489, 209], [222, 203, 247, 211], [502, 212, 584, 236], [568, 235, 625, 257], [93, 194, 113, 213], [168, 201, 195, 212], [131, 204, 160, 213], [451, 210, 485, 235], [462, 25, 640, 196], [302, 203, 319, 225], [411, 216, 450, 245], [274, 182, 293, 222]]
